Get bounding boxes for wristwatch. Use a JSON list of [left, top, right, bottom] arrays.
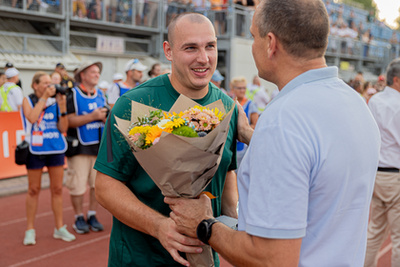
[[60, 112, 68, 117], [196, 218, 219, 245]]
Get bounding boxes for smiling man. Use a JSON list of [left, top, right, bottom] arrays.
[[94, 13, 239, 267]]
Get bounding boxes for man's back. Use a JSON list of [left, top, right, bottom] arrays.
[[238, 67, 380, 266]]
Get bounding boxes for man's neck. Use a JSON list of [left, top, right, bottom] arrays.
[[275, 57, 327, 90], [80, 82, 96, 93], [169, 74, 209, 99]]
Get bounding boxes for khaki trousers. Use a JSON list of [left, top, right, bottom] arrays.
[[364, 171, 400, 267]]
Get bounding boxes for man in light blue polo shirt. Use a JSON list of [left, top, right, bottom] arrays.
[[165, 0, 381, 266]]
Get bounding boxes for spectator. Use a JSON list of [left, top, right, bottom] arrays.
[[361, 81, 376, 103], [246, 75, 270, 113], [144, 0, 159, 27], [55, 63, 74, 89], [5, 62, 22, 89], [105, 0, 118, 22], [107, 58, 147, 108], [211, 69, 229, 95], [112, 72, 124, 83], [135, 0, 145, 25], [211, 0, 225, 35], [72, 0, 87, 18], [362, 29, 372, 58], [390, 32, 398, 59], [65, 61, 106, 235], [0, 67, 23, 111], [354, 71, 364, 83], [98, 80, 110, 103], [165, 1, 380, 266], [230, 76, 258, 168], [94, 13, 238, 267], [147, 63, 161, 79], [376, 74, 386, 91], [21, 72, 75, 246], [0, 72, 6, 88], [365, 58, 400, 267], [50, 72, 62, 85]]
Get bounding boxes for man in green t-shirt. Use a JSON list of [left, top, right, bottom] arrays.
[[94, 13, 238, 267]]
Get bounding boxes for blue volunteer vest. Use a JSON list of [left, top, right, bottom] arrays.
[[23, 97, 67, 155], [72, 87, 106, 145], [237, 100, 252, 152]]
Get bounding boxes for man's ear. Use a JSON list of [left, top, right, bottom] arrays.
[[163, 41, 172, 61], [267, 32, 278, 59]]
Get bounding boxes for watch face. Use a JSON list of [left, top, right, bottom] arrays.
[[197, 221, 208, 239]]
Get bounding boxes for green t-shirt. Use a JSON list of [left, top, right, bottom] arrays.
[[94, 74, 238, 267]]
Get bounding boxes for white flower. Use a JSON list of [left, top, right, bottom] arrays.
[[157, 119, 171, 129]]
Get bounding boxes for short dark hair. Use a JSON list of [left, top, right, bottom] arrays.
[[386, 58, 400, 86], [255, 0, 329, 59]]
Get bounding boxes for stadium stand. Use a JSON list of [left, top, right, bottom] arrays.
[[0, 0, 399, 93]]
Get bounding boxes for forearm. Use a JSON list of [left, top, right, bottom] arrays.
[[25, 98, 47, 124], [221, 170, 238, 218], [67, 112, 95, 128], [95, 172, 166, 238], [209, 223, 301, 267], [57, 116, 69, 133]]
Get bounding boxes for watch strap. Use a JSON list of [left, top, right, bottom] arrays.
[[197, 218, 219, 245]]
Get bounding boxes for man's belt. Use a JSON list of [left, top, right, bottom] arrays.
[[377, 167, 400, 173]]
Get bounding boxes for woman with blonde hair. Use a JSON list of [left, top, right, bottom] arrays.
[[21, 72, 75, 245], [230, 76, 259, 167]]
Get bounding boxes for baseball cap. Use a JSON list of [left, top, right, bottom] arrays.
[[378, 75, 385, 81], [56, 63, 65, 69], [112, 73, 124, 81], [5, 62, 13, 68], [211, 70, 224, 82], [125, 59, 148, 72], [5, 67, 19, 78], [98, 80, 109, 89], [74, 61, 103, 83]]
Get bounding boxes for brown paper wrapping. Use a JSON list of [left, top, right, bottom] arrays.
[[115, 94, 234, 267]]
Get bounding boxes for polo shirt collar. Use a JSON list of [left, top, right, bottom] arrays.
[[268, 66, 338, 106]]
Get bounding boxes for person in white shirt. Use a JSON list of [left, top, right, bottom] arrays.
[[0, 67, 23, 111], [365, 58, 400, 267]]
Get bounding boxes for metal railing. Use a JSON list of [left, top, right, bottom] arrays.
[[0, 0, 398, 71]]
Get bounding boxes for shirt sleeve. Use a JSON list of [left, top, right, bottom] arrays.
[[107, 83, 120, 105], [243, 117, 311, 239], [94, 95, 139, 181], [12, 87, 24, 107]]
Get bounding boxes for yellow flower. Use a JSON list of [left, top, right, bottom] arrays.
[[145, 126, 163, 145], [129, 125, 152, 136], [163, 118, 186, 130]]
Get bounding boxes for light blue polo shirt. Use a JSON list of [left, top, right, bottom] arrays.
[[237, 67, 380, 266]]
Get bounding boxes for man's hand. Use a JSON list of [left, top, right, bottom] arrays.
[[236, 100, 254, 145], [165, 194, 214, 238], [91, 107, 108, 121], [156, 217, 203, 267]]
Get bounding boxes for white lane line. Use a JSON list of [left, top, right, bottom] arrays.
[[8, 234, 110, 267], [0, 203, 88, 227], [377, 242, 392, 259]]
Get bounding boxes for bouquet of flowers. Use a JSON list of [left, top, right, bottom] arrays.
[[127, 105, 225, 150], [114, 94, 235, 267]]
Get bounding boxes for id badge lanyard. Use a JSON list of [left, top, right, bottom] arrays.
[[31, 110, 45, 147]]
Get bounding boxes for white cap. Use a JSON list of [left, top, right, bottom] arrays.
[[125, 59, 148, 72], [112, 73, 124, 81], [5, 67, 19, 78], [98, 80, 109, 89]]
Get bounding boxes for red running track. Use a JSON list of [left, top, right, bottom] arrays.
[[0, 187, 391, 267]]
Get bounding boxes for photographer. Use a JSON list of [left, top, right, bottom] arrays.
[[21, 71, 76, 245], [65, 61, 106, 234]]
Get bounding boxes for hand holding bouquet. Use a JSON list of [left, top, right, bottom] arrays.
[[114, 95, 234, 267]]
